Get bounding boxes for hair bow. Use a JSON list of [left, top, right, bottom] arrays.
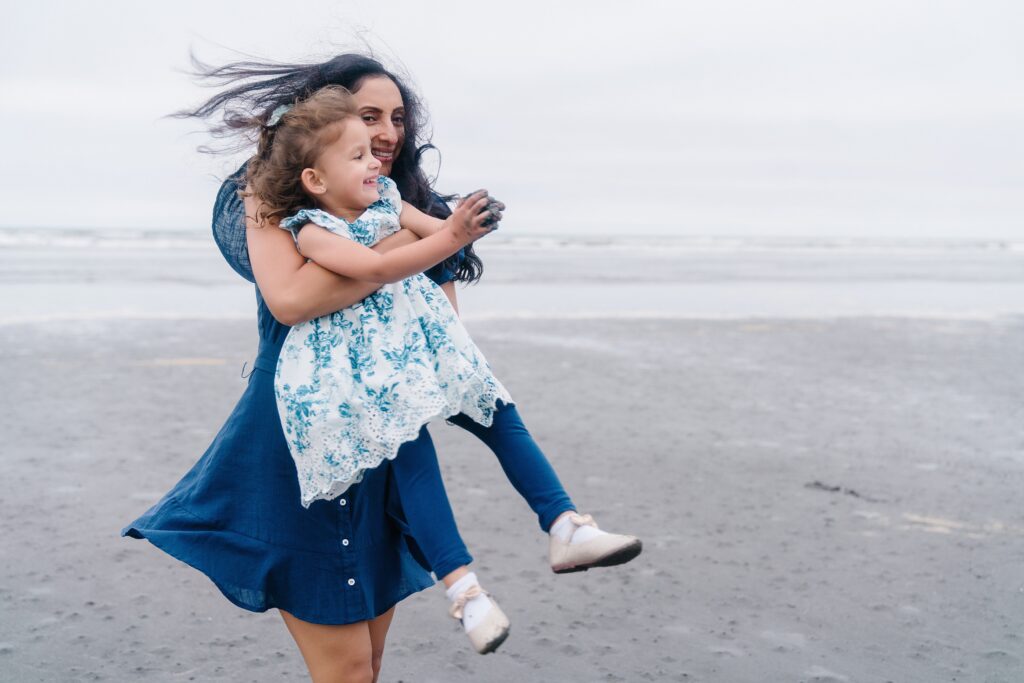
[[266, 104, 293, 127]]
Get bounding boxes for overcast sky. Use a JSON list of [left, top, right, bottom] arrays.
[[3, 1, 1022, 237]]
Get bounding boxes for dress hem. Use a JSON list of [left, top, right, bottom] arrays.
[[122, 495, 434, 626], [298, 394, 516, 508]]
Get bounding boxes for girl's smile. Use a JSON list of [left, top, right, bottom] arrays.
[[301, 118, 382, 222]]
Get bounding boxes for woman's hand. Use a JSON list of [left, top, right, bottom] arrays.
[[445, 191, 502, 243]]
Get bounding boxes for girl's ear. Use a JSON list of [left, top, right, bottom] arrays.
[[301, 168, 327, 196]]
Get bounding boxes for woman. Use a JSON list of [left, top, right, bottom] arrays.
[[124, 55, 470, 683], [125, 53, 637, 682]]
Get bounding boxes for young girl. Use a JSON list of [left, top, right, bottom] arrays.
[[248, 86, 642, 653]]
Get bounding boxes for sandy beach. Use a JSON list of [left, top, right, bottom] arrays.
[[2, 314, 1022, 682], [6, 1, 1024, 679]]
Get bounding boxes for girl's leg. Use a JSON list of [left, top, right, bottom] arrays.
[[387, 427, 511, 654], [448, 401, 642, 572], [446, 401, 575, 531], [280, 609, 374, 683], [367, 607, 395, 683], [388, 427, 473, 581]]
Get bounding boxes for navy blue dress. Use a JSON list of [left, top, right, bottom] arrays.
[[121, 167, 452, 625]]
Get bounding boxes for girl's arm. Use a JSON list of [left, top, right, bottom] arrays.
[[295, 192, 493, 284], [245, 193, 418, 326], [400, 195, 504, 239], [400, 201, 446, 238]]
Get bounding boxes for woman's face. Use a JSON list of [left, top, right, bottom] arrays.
[[352, 76, 405, 177]]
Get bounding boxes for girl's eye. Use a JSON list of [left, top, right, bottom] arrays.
[[355, 153, 363, 160]]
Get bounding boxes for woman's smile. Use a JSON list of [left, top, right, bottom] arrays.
[[352, 76, 406, 177]]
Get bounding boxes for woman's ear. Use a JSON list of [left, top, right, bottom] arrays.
[[301, 168, 327, 196]]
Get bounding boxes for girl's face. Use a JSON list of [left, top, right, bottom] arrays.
[[303, 118, 382, 218], [352, 76, 405, 177]]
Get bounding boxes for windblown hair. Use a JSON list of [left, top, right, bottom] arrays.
[[176, 52, 482, 282], [245, 86, 358, 225]]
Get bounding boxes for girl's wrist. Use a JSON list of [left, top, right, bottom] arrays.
[[441, 225, 470, 248]]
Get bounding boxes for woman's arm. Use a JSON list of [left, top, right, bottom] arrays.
[[245, 193, 418, 326]]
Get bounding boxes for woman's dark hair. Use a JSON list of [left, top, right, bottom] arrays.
[[178, 52, 482, 283]]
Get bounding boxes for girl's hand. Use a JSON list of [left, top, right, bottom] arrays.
[[446, 190, 502, 243], [481, 194, 505, 229]]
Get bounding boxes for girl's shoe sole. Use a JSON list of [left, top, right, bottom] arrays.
[[552, 539, 643, 574], [478, 628, 510, 654]]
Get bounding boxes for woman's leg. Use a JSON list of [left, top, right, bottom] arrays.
[[367, 607, 395, 683], [447, 401, 575, 532], [279, 609, 375, 683]]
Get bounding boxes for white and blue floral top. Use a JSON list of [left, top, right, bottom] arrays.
[[275, 177, 512, 507]]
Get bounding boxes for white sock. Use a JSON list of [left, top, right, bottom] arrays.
[[446, 572, 493, 632], [550, 513, 609, 545]]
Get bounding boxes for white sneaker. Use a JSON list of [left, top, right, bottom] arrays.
[[549, 513, 643, 574], [448, 584, 510, 654]]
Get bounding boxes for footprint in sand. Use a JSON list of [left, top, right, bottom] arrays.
[[708, 644, 744, 657]]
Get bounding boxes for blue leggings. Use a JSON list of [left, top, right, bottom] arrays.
[[446, 401, 575, 532], [388, 401, 575, 579]]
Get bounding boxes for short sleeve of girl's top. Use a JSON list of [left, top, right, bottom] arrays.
[[279, 177, 403, 247], [279, 208, 353, 242]]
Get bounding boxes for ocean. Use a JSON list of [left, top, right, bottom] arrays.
[[2, 227, 1023, 324]]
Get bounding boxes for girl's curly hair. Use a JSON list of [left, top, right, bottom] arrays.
[[244, 86, 358, 225]]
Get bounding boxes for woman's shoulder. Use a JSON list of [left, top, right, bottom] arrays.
[[212, 162, 254, 282]]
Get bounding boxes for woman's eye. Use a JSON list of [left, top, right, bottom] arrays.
[[362, 115, 377, 124], [393, 117, 405, 126]]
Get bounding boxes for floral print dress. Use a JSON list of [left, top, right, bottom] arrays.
[[276, 177, 512, 507]]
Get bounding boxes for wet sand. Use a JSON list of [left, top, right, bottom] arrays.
[[1, 316, 1023, 682]]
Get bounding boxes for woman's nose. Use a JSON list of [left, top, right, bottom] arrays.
[[376, 121, 398, 144]]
